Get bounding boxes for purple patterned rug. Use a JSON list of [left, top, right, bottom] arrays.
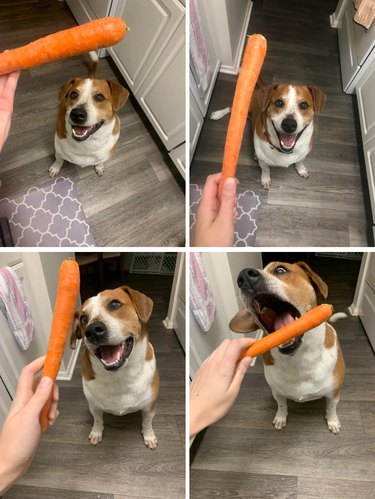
[[190, 184, 261, 246], [0, 177, 95, 247]]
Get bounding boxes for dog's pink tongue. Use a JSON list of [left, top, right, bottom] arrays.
[[100, 345, 122, 364], [274, 312, 295, 331], [280, 133, 297, 149]]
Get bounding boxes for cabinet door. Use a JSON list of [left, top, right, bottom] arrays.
[[136, 20, 185, 150], [337, 1, 359, 93], [359, 282, 375, 353], [87, 0, 112, 18], [356, 62, 375, 145], [190, 86, 203, 159], [363, 136, 375, 223], [66, 0, 111, 24], [169, 143, 185, 178], [108, 0, 185, 93]]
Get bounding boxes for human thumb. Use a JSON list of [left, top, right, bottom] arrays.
[[28, 377, 53, 414], [230, 356, 252, 393], [217, 178, 237, 222]]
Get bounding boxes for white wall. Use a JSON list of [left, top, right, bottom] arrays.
[[190, 252, 262, 376]]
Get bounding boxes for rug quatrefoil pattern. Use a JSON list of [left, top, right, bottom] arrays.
[[0, 177, 95, 247]]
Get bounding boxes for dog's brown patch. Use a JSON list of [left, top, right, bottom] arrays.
[[262, 351, 274, 365], [325, 323, 336, 349], [81, 348, 95, 381], [333, 342, 345, 398], [150, 369, 160, 412]]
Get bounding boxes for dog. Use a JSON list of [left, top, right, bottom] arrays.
[[210, 82, 326, 189], [229, 261, 345, 434], [49, 58, 129, 177], [251, 83, 326, 189], [70, 285, 159, 449]]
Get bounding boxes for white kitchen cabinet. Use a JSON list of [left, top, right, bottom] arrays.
[[108, 0, 184, 93], [190, 86, 204, 157], [363, 137, 375, 223], [65, 0, 112, 27], [135, 19, 185, 151], [0, 253, 79, 428], [356, 61, 375, 146], [352, 254, 375, 353], [169, 143, 185, 178]]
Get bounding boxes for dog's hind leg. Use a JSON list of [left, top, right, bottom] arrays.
[[271, 388, 288, 429], [325, 396, 341, 434], [141, 408, 158, 450]]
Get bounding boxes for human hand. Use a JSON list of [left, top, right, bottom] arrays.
[[193, 173, 238, 247], [0, 356, 59, 494], [190, 337, 256, 438], [0, 69, 20, 152]]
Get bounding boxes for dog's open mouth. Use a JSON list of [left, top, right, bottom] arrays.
[[71, 120, 104, 141], [272, 122, 307, 153], [252, 294, 303, 355], [95, 336, 134, 371]]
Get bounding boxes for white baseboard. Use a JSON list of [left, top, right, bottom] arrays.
[[163, 318, 176, 329], [348, 303, 360, 316], [57, 341, 81, 381]]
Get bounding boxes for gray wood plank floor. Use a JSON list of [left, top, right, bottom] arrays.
[[190, 256, 375, 498], [0, 0, 185, 247], [5, 271, 185, 498], [190, 0, 370, 247]]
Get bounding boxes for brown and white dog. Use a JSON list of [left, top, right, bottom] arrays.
[[230, 261, 345, 434], [251, 83, 326, 189], [49, 73, 128, 177], [70, 286, 159, 449]]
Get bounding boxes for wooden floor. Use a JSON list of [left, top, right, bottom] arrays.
[[190, 0, 370, 247], [0, 0, 185, 247], [190, 255, 375, 498], [6, 265, 185, 498]]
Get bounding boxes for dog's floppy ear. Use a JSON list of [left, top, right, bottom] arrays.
[[70, 310, 82, 349], [308, 86, 326, 115], [296, 261, 328, 299], [106, 80, 129, 111], [58, 78, 76, 103], [229, 306, 259, 333], [257, 84, 278, 111], [122, 286, 153, 324]]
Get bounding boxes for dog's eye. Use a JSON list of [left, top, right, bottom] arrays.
[[275, 99, 284, 108], [70, 91, 79, 100], [275, 266, 287, 275], [299, 101, 309, 110], [80, 315, 88, 325], [108, 299, 122, 311], [94, 93, 105, 102]]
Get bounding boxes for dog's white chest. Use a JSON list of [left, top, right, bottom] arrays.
[[264, 327, 338, 402], [83, 356, 155, 416]]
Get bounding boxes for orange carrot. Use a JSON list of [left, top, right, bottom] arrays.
[[239, 304, 333, 360], [0, 17, 127, 76], [39, 259, 80, 432], [218, 34, 267, 199]]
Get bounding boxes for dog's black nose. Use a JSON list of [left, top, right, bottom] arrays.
[[70, 107, 87, 125], [281, 118, 297, 134], [85, 321, 107, 341], [238, 268, 260, 288]]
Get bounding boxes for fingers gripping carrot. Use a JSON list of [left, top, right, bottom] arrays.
[[40, 259, 80, 432], [218, 34, 267, 199], [0, 17, 128, 76], [239, 304, 334, 360]]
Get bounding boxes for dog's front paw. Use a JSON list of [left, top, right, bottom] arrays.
[[89, 430, 103, 445], [261, 176, 271, 190], [49, 163, 61, 178], [273, 415, 287, 430], [143, 433, 158, 450], [295, 164, 309, 179], [95, 164, 105, 176], [327, 418, 341, 434]]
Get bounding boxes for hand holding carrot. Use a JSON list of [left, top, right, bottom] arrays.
[[0, 69, 20, 153], [0, 357, 59, 495], [194, 173, 238, 247]]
